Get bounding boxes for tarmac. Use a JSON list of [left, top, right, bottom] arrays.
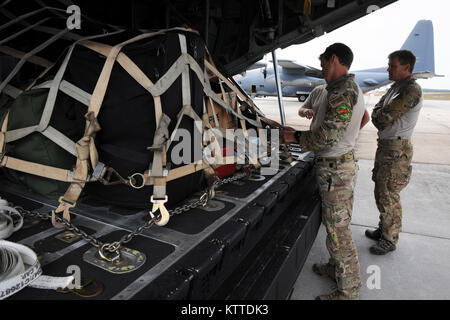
[[254, 95, 450, 300]]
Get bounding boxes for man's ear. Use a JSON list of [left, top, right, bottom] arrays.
[[331, 54, 340, 65], [331, 54, 336, 63], [404, 63, 411, 73]]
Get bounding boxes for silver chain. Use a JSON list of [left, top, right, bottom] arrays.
[[12, 170, 249, 256], [16, 206, 103, 249]]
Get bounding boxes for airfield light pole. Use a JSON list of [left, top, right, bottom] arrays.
[[271, 50, 286, 126]]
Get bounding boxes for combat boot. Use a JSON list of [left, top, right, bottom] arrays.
[[315, 289, 360, 300], [370, 238, 396, 255], [312, 263, 336, 281], [365, 228, 382, 241]]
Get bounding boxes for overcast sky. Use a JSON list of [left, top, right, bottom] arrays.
[[275, 0, 450, 90]]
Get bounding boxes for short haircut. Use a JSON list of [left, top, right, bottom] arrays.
[[319, 43, 353, 68], [388, 50, 416, 72]]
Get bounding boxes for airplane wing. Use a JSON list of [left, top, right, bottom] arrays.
[[277, 60, 308, 70], [304, 69, 324, 78], [247, 61, 268, 71], [276, 60, 323, 78], [412, 72, 445, 79], [361, 78, 382, 86]]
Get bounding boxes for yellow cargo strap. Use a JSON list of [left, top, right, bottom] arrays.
[[0, 111, 9, 153]]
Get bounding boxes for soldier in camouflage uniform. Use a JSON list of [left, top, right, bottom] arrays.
[[366, 50, 423, 255], [281, 43, 366, 300]]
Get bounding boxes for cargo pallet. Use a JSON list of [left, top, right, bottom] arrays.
[[1, 157, 321, 300]]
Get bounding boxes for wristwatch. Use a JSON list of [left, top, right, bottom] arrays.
[[294, 130, 302, 142]]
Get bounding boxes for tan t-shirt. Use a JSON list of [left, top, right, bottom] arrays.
[[302, 84, 328, 132], [374, 78, 423, 139], [302, 84, 366, 157]]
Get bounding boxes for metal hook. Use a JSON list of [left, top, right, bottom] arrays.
[[51, 201, 72, 229], [150, 196, 170, 226]]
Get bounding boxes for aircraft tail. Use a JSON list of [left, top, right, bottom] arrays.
[[400, 20, 436, 74]]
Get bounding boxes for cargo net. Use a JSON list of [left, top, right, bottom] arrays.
[[0, 6, 283, 237]]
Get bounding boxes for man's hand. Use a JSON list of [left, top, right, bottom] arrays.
[[280, 126, 298, 145], [298, 108, 315, 119]]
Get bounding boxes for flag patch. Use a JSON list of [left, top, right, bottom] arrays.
[[336, 104, 352, 121]]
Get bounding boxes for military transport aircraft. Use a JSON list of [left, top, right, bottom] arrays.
[[0, 0, 398, 301], [237, 20, 441, 102]]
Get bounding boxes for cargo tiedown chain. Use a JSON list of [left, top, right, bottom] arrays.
[[11, 170, 250, 262]]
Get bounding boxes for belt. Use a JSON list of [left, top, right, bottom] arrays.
[[380, 136, 407, 140], [378, 138, 411, 147], [315, 151, 355, 164]]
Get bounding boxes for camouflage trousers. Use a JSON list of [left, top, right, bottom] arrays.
[[372, 139, 413, 244], [316, 156, 361, 297]]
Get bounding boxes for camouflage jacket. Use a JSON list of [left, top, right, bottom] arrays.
[[371, 76, 422, 131], [298, 74, 359, 151]]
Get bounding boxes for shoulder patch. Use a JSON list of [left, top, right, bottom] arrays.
[[410, 82, 423, 96], [400, 82, 422, 108], [329, 93, 346, 107], [336, 104, 352, 121]]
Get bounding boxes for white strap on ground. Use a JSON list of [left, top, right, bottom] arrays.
[[0, 240, 74, 300], [0, 197, 74, 299], [0, 199, 23, 240]]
